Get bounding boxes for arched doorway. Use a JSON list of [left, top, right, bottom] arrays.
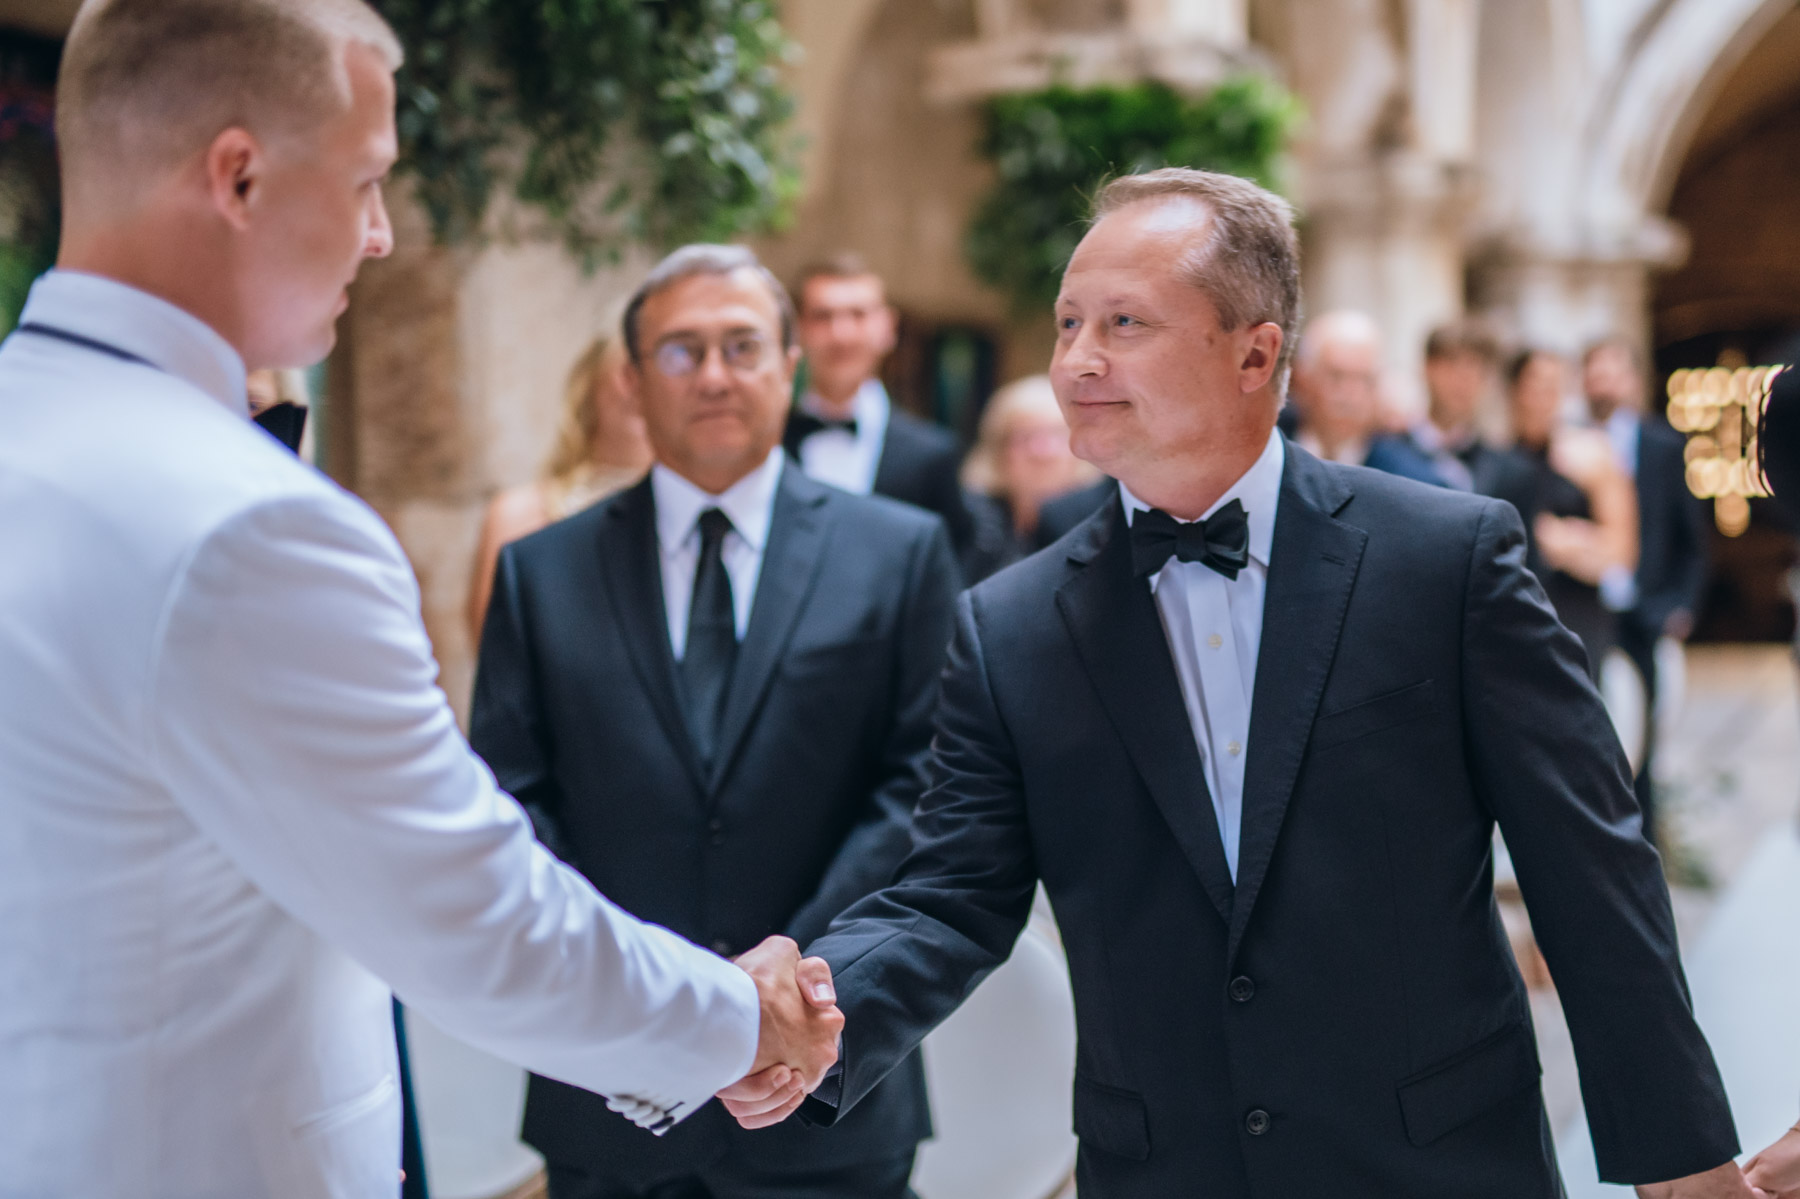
[[1651, 4, 1800, 642]]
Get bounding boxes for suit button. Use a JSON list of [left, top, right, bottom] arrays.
[[711, 940, 733, 956], [1229, 976, 1255, 1003], [1245, 1108, 1271, 1136], [707, 817, 725, 846]]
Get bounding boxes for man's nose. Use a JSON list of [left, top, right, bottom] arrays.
[[1059, 323, 1107, 377], [694, 344, 734, 391], [365, 186, 395, 260]]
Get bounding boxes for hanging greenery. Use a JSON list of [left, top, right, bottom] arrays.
[[375, 0, 801, 261], [965, 75, 1304, 317]]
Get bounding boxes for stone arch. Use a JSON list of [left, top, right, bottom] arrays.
[[1579, 0, 1795, 243]]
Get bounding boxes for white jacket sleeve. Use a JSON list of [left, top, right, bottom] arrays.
[[144, 491, 759, 1121]]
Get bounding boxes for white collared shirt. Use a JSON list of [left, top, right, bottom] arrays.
[[793, 377, 890, 495], [653, 447, 784, 658], [1606, 408, 1641, 479], [1121, 428, 1286, 879]]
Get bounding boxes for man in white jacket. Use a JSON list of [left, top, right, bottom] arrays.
[[0, 2, 839, 1196]]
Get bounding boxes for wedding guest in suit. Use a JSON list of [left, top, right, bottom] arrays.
[[1506, 347, 1638, 678], [1289, 310, 1445, 486], [472, 243, 957, 1199], [467, 329, 652, 641], [961, 373, 1100, 579], [784, 254, 974, 568], [1584, 337, 1710, 846], [0, 3, 839, 1194], [726, 167, 1745, 1198], [1404, 320, 1537, 516]]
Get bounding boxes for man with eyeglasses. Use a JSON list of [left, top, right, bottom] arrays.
[[471, 243, 957, 1199]]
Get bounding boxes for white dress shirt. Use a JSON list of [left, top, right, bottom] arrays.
[[1606, 408, 1642, 479], [794, 378, 890, 495], [653, 448, 783, 657], [1121, 428, 1286, 880], [0, 271, 759, 1198]]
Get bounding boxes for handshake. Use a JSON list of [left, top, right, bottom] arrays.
[[718, 936, 845, 1129]]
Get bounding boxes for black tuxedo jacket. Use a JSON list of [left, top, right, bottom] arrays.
[[786, 405, 975, 571], [1629, 415, 1710, 640], [802, 442, 1735, 1197], [471, 465, 956, 1183]]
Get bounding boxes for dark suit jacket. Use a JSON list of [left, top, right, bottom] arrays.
[[1363, 434, 1448, 487], [471, 465, 956, 1184], [1628, 415, 1710, 641], [1762, 367, 1800, 521], [801, 443, 1735, 1198]]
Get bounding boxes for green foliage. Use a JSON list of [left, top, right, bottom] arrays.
[[375, 0, 800, 261], [965, 75, 1303, 316]]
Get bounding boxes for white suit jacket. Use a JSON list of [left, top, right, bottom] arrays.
[[0, 272, 759, 1198]]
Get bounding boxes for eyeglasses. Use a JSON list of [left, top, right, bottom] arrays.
[[652, 333, 770, 379]]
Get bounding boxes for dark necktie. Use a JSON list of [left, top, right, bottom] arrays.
[[784, 411, 859, 457], [681, 508, 739, 773], [1129, 500, 1252, 580]]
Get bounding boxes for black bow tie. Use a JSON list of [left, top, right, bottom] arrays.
[[786, 411, 858, 450], [1129, 500, 1252, 580]]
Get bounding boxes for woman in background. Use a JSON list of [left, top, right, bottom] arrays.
[[466, 333, 652, 642], [1506, 347, 1639, 677], [960, 373, 1099, 581]]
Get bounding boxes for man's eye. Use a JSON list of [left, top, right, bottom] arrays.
[[1058, 316, 1079, 331], [1114, 314, 1137, 327]]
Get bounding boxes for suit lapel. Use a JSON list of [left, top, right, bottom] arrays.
[[708, 465, 833, 794], [1228, 444, 1366, 962], [1056, 498, 1236, 925], [596, 478, 707, 795]]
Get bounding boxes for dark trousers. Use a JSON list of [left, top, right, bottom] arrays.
[[545, 1154, 916, 1199], [1619, 620, 1661, 848]]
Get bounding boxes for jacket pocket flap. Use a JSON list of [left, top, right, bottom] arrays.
[[1072, 1076, 1150, 1161], [1396, 1020, 1540, 1147], [1312, 679, 1435, 751]]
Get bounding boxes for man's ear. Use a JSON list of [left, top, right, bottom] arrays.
[[1239, 323, 1284, 395], [204, 127, 263, 233], [876, 304, 900, 357]]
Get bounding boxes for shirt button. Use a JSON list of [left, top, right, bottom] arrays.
[[707, 817, 725, 846], [1227, 741, 1243, 757], [1207, 633, 1223, 650], [711, 940, 732, 956], [1229, 976, 1256, 1003], [1245, 1108, 1271, 1136]]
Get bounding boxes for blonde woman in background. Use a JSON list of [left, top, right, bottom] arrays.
[[467, 333, 653, 641], [961, 373, 1099, 581]]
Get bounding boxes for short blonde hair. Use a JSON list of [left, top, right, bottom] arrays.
[[962, 374, 1097, 496], [58, 0, 401, 194], [1092, 168, 1303, 388]]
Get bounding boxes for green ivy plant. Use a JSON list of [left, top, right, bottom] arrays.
[[375, 0, 801, 261], [965, 75, 1303, 316]]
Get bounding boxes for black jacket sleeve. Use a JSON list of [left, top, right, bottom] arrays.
[[798, 588, 1040, 1124], [468, 544, 577, 867], [1460, 500, 1736, 1184], [782, 522, 960, 946]]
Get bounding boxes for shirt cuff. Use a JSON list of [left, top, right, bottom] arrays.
[[1600, 566, 1638, 613]]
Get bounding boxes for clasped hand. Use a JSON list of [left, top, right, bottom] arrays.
[[717, 936, 843, 1129]]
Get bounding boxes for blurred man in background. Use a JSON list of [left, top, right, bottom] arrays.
[[1288, 310, 1445, 486], [785, 254, 974, 570], [1584, 337, 1711, 847], [1402, 320, 1536, 515]]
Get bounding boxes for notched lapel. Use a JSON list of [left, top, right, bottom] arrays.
[[596, 480, 707, 795], [1229, 446, 1366, 962], [708, 468, 834, 793], [1056, 500, 1235, 925]]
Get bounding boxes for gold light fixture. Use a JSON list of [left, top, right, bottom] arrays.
[[1666, 364, 1786, 536]]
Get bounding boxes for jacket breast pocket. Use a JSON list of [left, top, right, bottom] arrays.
[[1396, 1019, 1541, 1147], [781, 634, 886, 680], [1072, 1075, 1150, 1161], [1310, 679, 1435, 753]]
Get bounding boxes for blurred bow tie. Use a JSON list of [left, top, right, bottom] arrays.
[[787, 411, 859, 442], [1130, 500, 1251, 580]]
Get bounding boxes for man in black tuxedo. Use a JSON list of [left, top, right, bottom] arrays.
[[1584, 338, 1712, 845], [783, 254, 974, 570], [725, 169, 1745, 1197], [472, 244, 957, 1199]]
